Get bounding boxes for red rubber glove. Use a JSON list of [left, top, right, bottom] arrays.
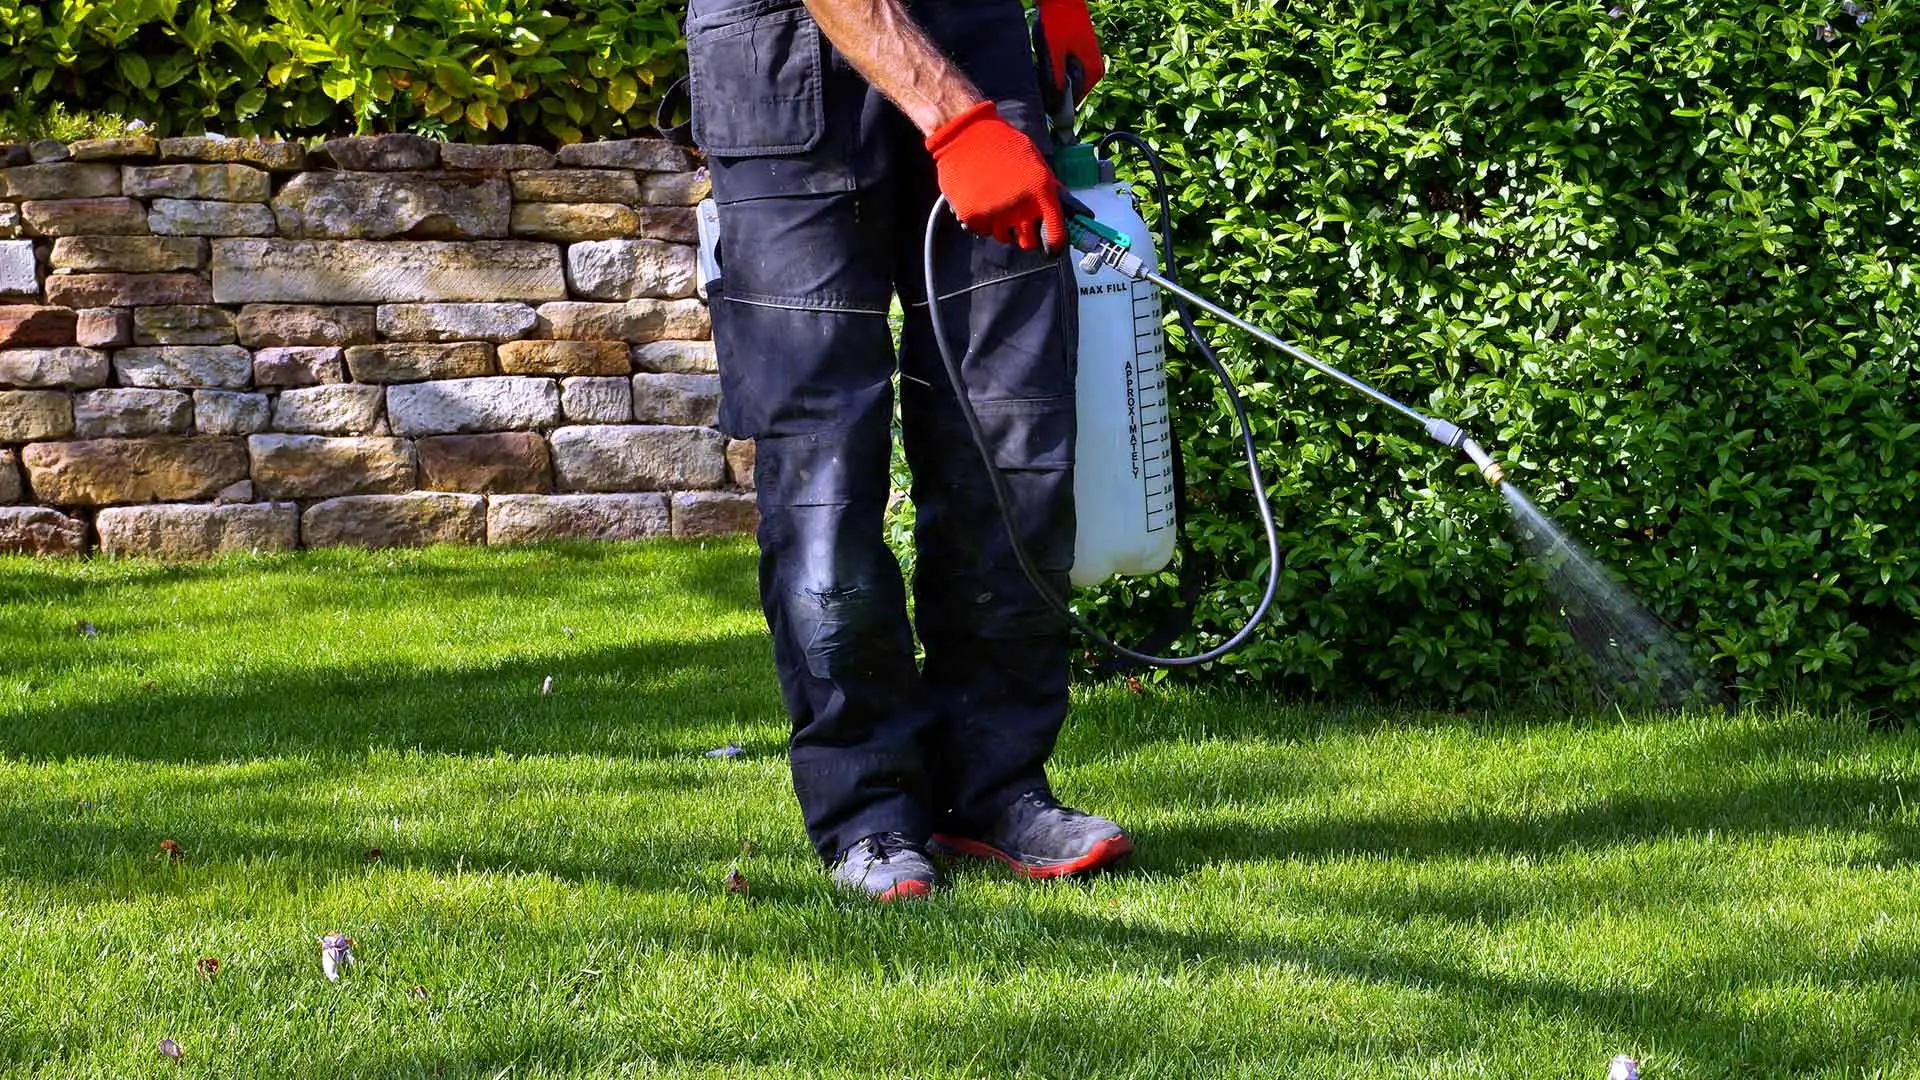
[[925, 100, 1067, 252], [1033, 0, 1105, 106]]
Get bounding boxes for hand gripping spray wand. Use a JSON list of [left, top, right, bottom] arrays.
[[923, 75, 1507, 669]]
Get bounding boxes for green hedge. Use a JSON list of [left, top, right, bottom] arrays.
[[0, 0, 687, 143], [1080, 0, 1919, 711]]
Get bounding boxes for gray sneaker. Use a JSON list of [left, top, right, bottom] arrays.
[[930, 791, 1133, 879], [829, 832, 937, 901]]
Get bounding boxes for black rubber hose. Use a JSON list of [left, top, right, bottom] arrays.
[[922, 136, 1282, 668]]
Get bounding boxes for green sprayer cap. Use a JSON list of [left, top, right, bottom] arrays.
[[1051, 143, 1101, 190]]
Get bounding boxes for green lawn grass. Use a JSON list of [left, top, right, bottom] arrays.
[[3, 541, 1918, 1079]]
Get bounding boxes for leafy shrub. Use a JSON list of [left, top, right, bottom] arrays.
[[0, 0, 688, 143], [1080, 0, 1919, 711]]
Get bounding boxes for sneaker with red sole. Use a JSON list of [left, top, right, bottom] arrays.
[[829, 831, 938, 901], [930, 791, 1133, 879]]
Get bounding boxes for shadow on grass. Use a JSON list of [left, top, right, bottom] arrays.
[[2, 634, 785, 761], [1125, 709, 1920, 875], [0, 541, 779, 761]]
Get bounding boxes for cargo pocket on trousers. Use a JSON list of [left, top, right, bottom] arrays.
[[686, 0, 855, 201]]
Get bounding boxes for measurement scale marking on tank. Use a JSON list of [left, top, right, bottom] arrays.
[[1131, 281, 1175, 533]]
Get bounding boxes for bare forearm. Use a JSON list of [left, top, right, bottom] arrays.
[[803, 0, 981, 134]]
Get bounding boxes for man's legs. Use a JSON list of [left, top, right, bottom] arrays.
[[695, 0, 1128, 881]]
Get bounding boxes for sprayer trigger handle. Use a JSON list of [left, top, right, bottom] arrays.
[[1064, 211, 1131, 254]]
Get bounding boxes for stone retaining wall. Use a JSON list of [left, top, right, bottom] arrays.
[[0, 133, 756, 558]]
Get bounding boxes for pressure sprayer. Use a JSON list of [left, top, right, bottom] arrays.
[[923, 119, 1508, 670]]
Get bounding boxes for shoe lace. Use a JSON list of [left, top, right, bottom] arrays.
[[862, 831, 919, 863], [1017, 790, 1084, 819]]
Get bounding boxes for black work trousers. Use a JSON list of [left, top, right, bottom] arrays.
[[686, 0, 1078, 861]]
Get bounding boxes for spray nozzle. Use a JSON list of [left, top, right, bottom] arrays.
[[1423, 418, 1504, 486], [1461, 438, 1506, 488]]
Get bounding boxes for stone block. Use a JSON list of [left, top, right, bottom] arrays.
[[22, 437, 248, 505], [487, 493, 670, 545], [192, 390, 271, 435], [97, 502, 300, 558], [158, 138, 307, 171], [510, 170, 640, 204], [237, 304, 375, 347], [510, 203, 638, 242], [253, 346, 346, 387], [634, 206, 699, 244], [73, 388, 193, 438], [565, 239, 696, 301], [726, 438, 755, 489], [273, 172, 511, 240], [0, 203, 19, 239], [386, 376, 561, 437], [69, 137, 158, 162], [418, 432, 552, 493], [303, 493, 486, 549], [149, 199, 277, 237], [122, 164, 270, 201], [0, 145, 28, 167], [215, 479, 254, 504], [631, 373, 721, 426], [49, 235, 205, 273], [497, 339, 628, 377], [0, 507, 88, 555], [631, 339, 718, 374], [0, 346, 110, 388], [45, 273, 211, 308], [270, 383, 386, 435], [75, 308, 131, 348], [440, 144, 555, 171], [537, 299, 710, 343], [21, 198, 147, 237], [0, 241, 36, 297], [132, 305, 236, 346], [0, 448, 17, 503], [376, 303, 537, 343], [639, 171, 710, 206], [114, 345, 251, 389], [310, 134, 439, 171], [344, 342, 494, 383], [28, 141, 67, 163], [0, 162, 120, 200], [248, 434, 415, 499], [0, 390, 74, 440], [0, 306, 77, 347], [556, 139, 695, 172], [672, 491, 759, 538], [211, 240, 567, 304], [549, 424, 727, 492], [560, 377, 632, 424]]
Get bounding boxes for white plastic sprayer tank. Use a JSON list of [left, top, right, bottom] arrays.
[[1058, 145, 1177, 586]]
